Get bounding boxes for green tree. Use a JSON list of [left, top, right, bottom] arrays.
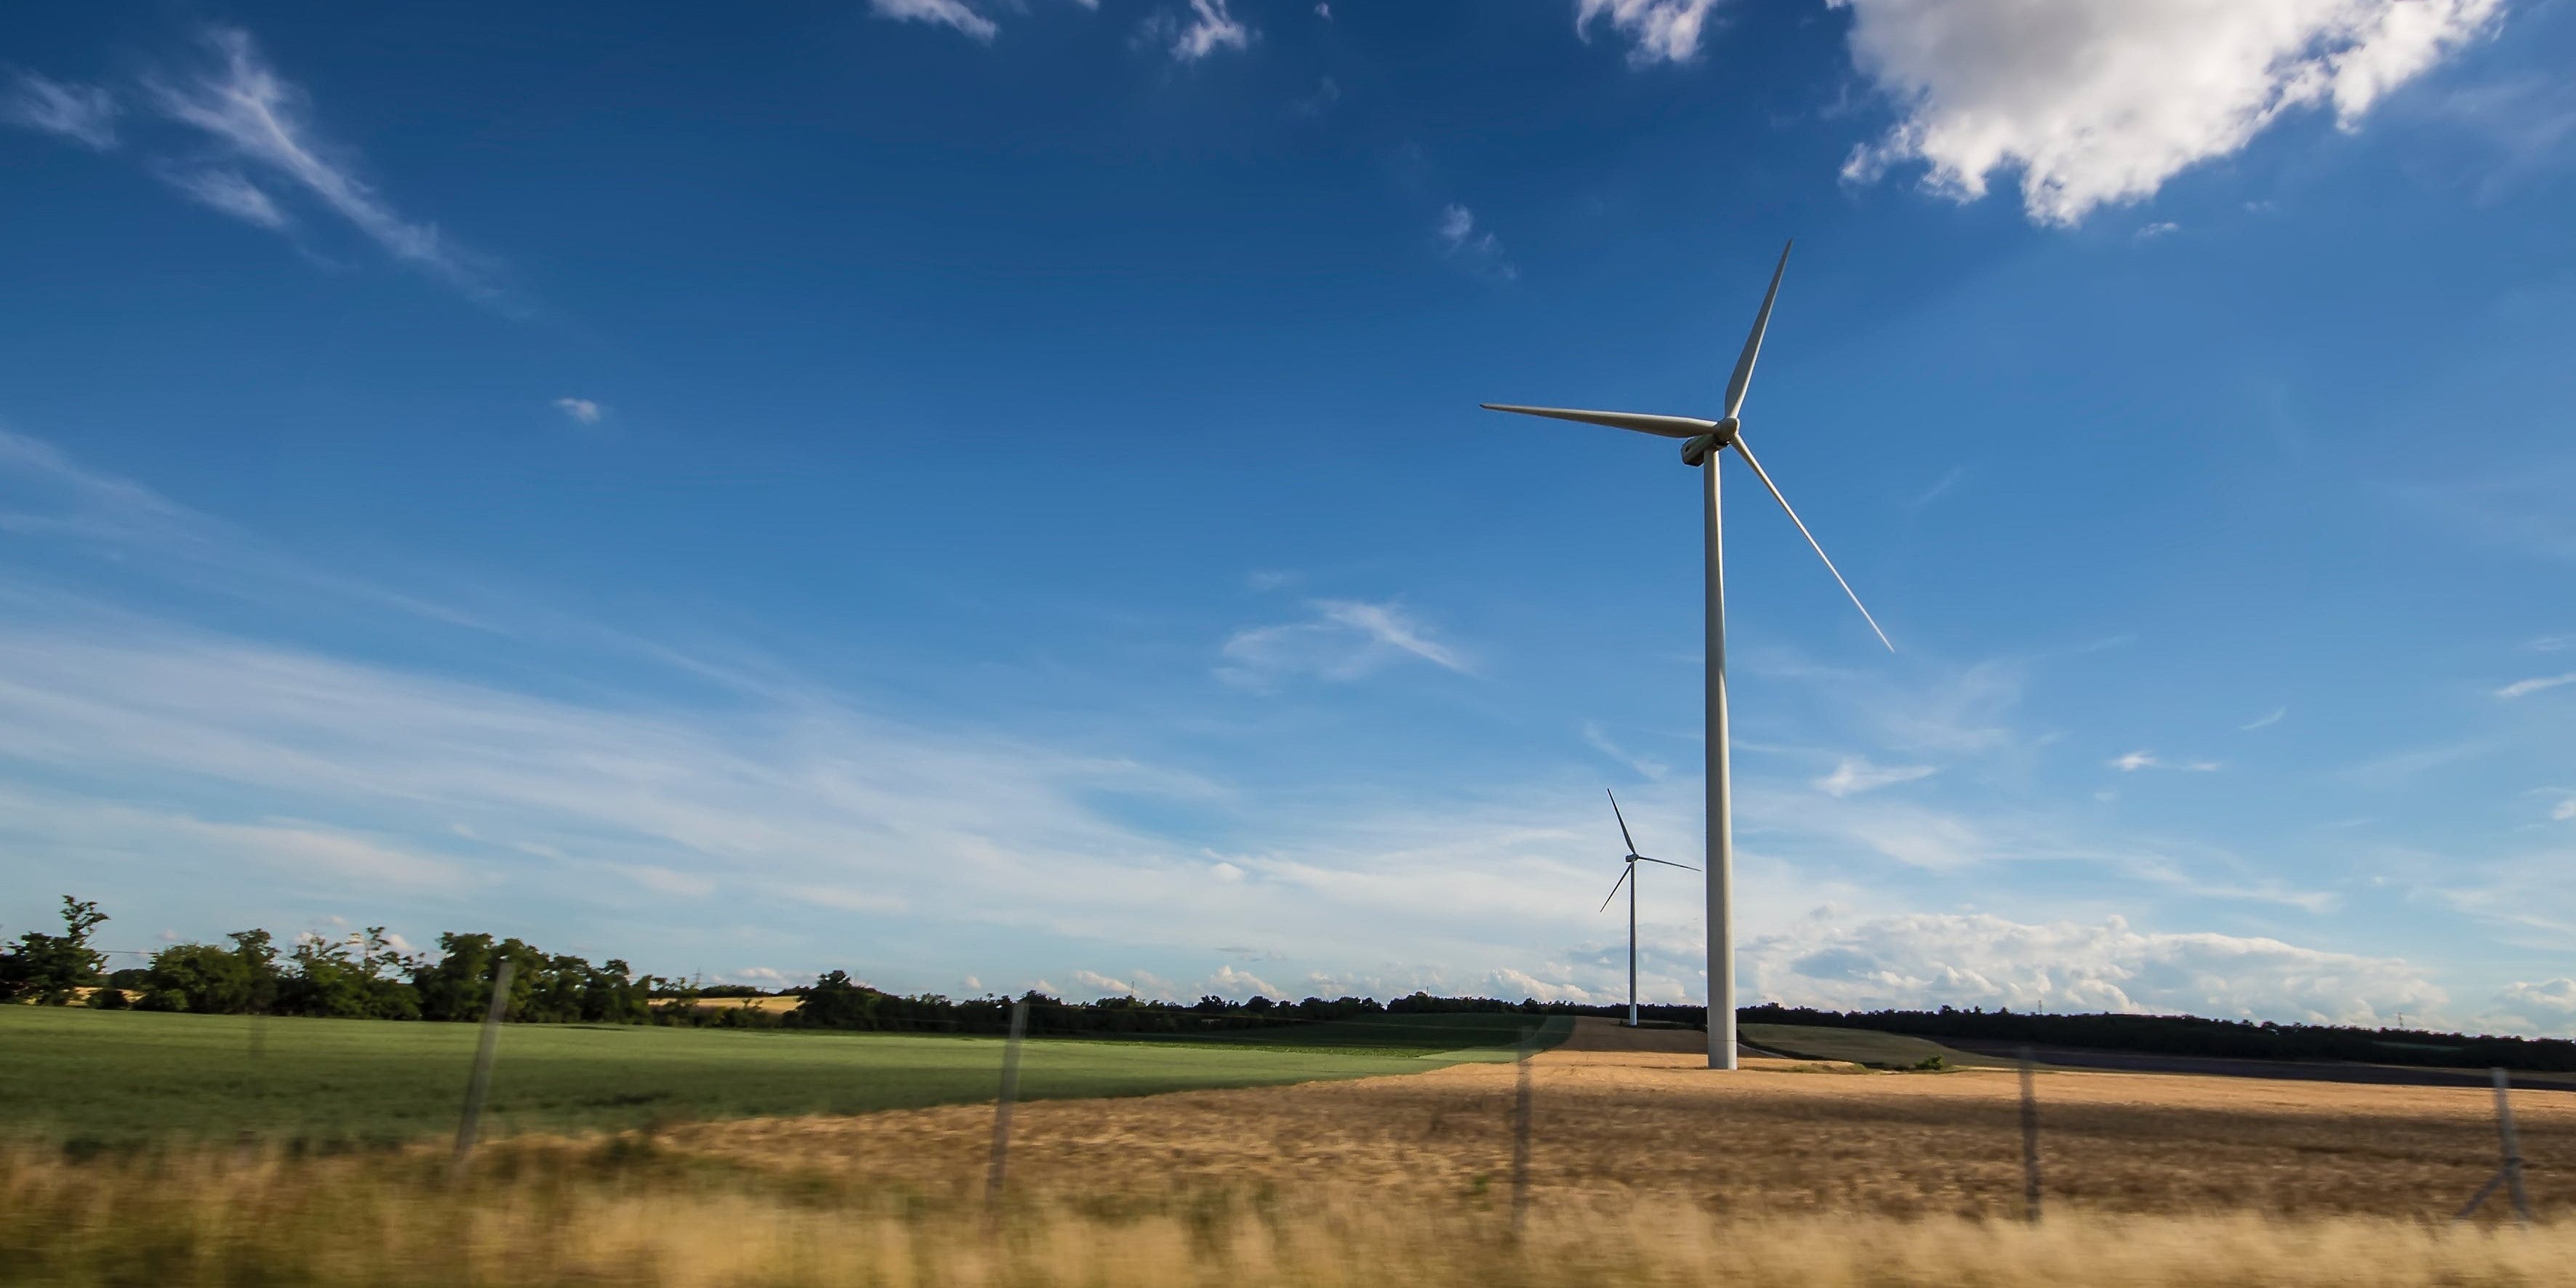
[[796, 970, 883, 1029], [0, 896, 110, 1005], [135, 930, 280, 1014], [279, 928, 421, 1020]]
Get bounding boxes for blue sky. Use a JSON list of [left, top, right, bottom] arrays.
[[5, 0, 2574, 1031]]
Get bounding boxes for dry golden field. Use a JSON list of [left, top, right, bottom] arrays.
[[661, 1025, 2575, 1222], [11, 1022, 2575, 1287]]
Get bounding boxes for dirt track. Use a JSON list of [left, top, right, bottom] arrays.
[[661, 1039, 2575, 1220]]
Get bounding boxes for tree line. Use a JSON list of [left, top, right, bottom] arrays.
[[3, 895, 1706, 1034], [1741, 1002, 2576, 1073]]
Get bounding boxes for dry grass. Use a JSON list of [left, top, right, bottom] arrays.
[[3, 1140, 2572, 1288], [10, 1043, 2573, 1285], [660, 1047, 2576, 1221]]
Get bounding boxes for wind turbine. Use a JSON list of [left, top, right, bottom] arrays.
[[1599, 789, 1698, 1028], [1485, 241, 1892, 1070]]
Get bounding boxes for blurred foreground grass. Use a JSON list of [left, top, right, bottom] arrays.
[[3, 1138, 2567, 1288], [0, 1008, 1556, 1145]]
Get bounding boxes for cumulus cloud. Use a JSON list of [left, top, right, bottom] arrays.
[[1833, 0, 2505, 226], [1813, 757, 1936, 798], [553, 397, 603, 425], [4, 71, 120, 150], [2497, 673, 2576, 699], [1219, 599, 1470, 688], [867, 0, 1000, 41], [2498, 978, 2576, 1016], [1746, 912, 2444, 1023], [1206, 963, 1282, 999], [1574, 0, 1725, 65]]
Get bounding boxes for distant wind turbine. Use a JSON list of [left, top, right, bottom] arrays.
[[1486, 241, 1892, 1070], [1599, 789, 1698, 1029]]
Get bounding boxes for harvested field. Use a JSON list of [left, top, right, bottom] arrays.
[[662, 1042, 2575, 1221]]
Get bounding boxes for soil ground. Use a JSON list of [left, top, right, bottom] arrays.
[[662, 1025, 2576, 1221]]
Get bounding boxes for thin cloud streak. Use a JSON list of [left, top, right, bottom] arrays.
[[4, 71, 120, 149], [144, 28, 511, 307]]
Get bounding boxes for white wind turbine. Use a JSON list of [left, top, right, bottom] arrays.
[[1486, 241, 1892, 1070], [1600, 789, 1698, 1029]]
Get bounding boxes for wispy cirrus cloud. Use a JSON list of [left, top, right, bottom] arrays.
[[553, 398, 604, 426], [11, 30, 510, 308], [2498, 674, 2576, 699], [4, 70, 119, 149], [1833, 0, 2505, 226], [2110, 749, 2221, 773], [2241, 707, 2288, 730], [1813, 757, 1936, 798], [1163, 0, 1253, 62], [143, 28, 507, 305], [867, 0, 1001, 43], [1219, 599, 1471, 688], [1435, 204, 1517, 281], [1574, 0, 1726, 65]]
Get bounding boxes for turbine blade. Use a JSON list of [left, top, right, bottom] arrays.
[[1598, 862, 1634, 913], [1482, 405, 1716, 440], [1634, 856, 1701, 872], [1729, 432, 1895, 652], [1607, 789, 1640, 858], [1724, 241, 1792, 422]]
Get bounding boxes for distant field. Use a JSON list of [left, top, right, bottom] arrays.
[[1741, 1022, 2013, 1068], [0, 1008, 1562, 1144]]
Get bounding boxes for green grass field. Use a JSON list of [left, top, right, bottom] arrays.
[[1, 1008, 1566, 1145]]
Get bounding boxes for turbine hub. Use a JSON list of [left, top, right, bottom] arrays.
[[1680, 419, 1738, 467]]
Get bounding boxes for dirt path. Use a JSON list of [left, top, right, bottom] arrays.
[[659, 1045, 2573, 1220]]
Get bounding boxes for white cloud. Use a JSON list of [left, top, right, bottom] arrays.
[[553, 398, 603, 425], [2497, 673, 2576, 699], [159, 166, 289, 229], [1813, 757, 1936, 798], [1747, 911, 2444, 1024], [1219, 598, 1470, 688], [1574, 0, 1725, 66], [1315, 2, 1333, 18], [2553, 798, 2576, 823], [2241, 707, 2289, 730], [1165, 0, 1253, 63], [4, 71, 119, 150], [1434, 204, 1516, 280], [2532, 635, 2576, 653], [1206, 963, 1281, 999], [2135, 220, 2181, 240], [2499, 978, 2576, 1016], [1072, 968, 1135, 996], [867, 0, 1000, 41], [1907, 466, 1965, 510], [1833, 0, 2505, 226], [145, 28, 506, 305], [2109, 749, 2221, 773]]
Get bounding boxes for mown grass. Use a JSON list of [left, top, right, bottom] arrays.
[[0, 1007, 1546, 1146]]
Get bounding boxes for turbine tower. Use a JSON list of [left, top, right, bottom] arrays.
[[1600, 789, 1698, 1028], [1485, 241, 1891, 1070]]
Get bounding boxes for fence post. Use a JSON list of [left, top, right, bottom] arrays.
[[451, 958, 516, 1173], [2018, 1045, 2042, 1224], [1510, 1025, 1535, 1239], [985, 999, 1030, 1209], [2495, 1066, 2535, 1225]]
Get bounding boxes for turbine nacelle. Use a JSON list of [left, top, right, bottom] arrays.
[[1680, 418, 1741, 467]]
